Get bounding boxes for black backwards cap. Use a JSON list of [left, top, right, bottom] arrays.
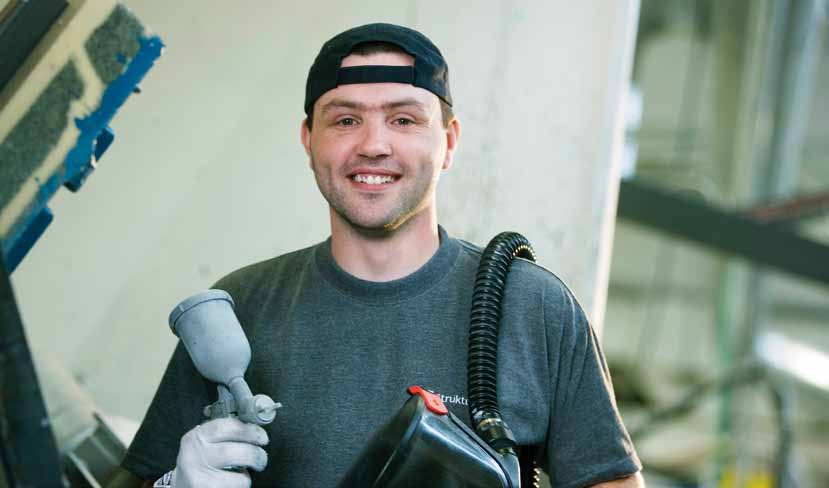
[[304, 23, 452, 116]]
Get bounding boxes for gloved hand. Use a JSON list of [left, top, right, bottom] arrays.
[[167, 417, 269, 488]]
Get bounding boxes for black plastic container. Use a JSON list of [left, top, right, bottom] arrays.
[[339, 386, 518, 487]]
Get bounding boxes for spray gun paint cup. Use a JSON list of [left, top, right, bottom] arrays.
[[168, 290, 280, 424]]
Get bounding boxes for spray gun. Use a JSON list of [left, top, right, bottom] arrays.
[[167, 290, 281, 425]]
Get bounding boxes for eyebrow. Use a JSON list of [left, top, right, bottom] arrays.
[[320, 98, 429, 116]]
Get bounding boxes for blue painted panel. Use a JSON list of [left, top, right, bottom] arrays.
[[3, 34, 164, 273]]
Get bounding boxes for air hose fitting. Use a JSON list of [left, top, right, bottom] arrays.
[[468, 231, 537, 454]]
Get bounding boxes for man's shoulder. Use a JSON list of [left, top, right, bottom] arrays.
[[453, 236, 575, 303], [212, 242, 321, 292]]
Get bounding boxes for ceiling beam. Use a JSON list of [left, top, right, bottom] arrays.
[[617, 179, 829, 285]]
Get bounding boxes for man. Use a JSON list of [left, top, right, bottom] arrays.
[[112, 23, 643, 487]]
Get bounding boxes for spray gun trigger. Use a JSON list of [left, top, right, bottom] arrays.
[[204, 397, 237, 419]]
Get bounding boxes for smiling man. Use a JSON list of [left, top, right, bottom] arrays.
[[113, 23, 643, 488], [301, 42, 459, 282]]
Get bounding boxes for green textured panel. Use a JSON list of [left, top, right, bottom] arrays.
[[84, 4, 143, 84], [0, 61, 83, 210]]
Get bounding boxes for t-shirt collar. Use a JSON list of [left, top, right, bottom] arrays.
[[314, 225, 460, 304]]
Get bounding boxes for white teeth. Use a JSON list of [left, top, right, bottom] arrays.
[[353, 174, 395, 185]]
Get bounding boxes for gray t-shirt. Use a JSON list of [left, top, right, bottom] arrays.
[[123, 227, 640, 487]]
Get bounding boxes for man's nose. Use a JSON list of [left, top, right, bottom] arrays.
[[356, 120, 392, 159]]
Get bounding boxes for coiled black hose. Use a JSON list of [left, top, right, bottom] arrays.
[[468, 231, 536, 453]]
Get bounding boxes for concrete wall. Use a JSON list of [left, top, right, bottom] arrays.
[[11, 0, 639, 421]]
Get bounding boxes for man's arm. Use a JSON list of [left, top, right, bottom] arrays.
[[539, 275, 643, 485], [592, 472, 646, 487]]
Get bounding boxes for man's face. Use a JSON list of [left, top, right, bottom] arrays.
[[301, 51, 459, 233]]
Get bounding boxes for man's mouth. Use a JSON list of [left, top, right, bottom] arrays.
[[348, 168, 401, 187], [351, 174, 398, 185]]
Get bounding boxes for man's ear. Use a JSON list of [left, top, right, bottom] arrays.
[[442, 117, 461, 170], [300, 118, 312, 161]]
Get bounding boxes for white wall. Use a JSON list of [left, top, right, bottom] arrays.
[[12, 0, 639, 421]]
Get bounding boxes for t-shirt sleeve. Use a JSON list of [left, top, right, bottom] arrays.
[[121, 340, 214, 481], [543, 280, 642, 487]]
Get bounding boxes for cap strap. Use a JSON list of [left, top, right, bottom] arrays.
[[336, 65, 415, 86]]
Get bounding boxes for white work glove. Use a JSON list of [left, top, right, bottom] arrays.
[[158, 417, 269, 488]]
